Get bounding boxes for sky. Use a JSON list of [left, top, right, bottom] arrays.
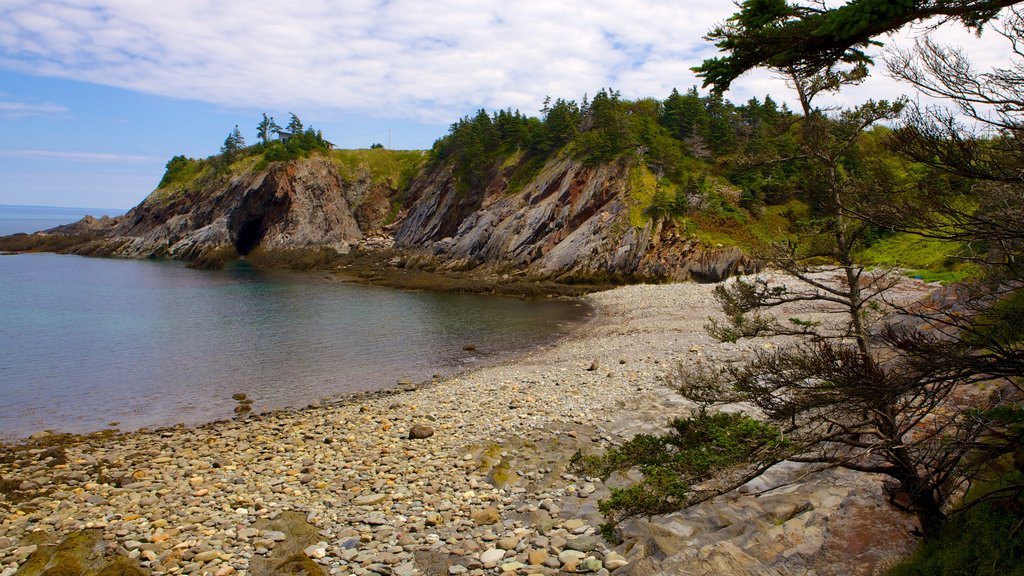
[[0, 1, 1015, 210]]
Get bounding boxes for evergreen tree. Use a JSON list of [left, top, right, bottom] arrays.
[[287, 113, 303, 134], [256, 113, 281, 144], [694, 0, 1017, 93], [220, 125, 245, 162]]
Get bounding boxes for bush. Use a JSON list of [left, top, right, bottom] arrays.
[[572, 410, 788, 532]]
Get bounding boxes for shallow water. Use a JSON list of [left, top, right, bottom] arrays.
[[0, 253, 591, 440]]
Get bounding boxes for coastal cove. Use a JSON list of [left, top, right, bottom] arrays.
[[0, 253, 591, 440]]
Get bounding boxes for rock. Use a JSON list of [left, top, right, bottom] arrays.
[[579, 557, 603, 572], [604, 551, 628, 571], [479, 548, 506, 565], [425, 512, 444, 526], [262, 531, 288, 542], [353, 493, 389, 506], [528, 549, 549, 565], [463, 344, 477, 351], [566, 535, 599, 552], [562, 519, 586, 531], [496, 536, 519, 551], [500, 561, 525, 572], [587, 361, 599, 371], [232, 393, 247, 401], [304, 541, 328, 559], [193, 550, 222, 562], [472, 506, 500, 526], [215, 566, 237, 576], [408, 424, 435, 440], [558, 550, 586, 565]]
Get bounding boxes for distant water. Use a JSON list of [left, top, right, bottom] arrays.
[[0, 254, 591, 440], [0, 204, 127, 236]]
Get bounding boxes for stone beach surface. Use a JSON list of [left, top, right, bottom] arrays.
[[0, 280, 925, 576]]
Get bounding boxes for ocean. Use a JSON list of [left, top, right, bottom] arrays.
[[0, 204, 127, 237], [0, 252, 589, 441]]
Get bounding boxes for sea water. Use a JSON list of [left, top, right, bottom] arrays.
[[0, 204, 126, 236], [0, 253, 590, 440]]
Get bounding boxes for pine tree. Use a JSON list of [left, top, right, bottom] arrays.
[[287, 113, 303, 134], [221, 125, 245, 162]]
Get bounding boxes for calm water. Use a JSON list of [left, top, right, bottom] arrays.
[[0, 204, 126, 236], [0, 253, 590, 440]]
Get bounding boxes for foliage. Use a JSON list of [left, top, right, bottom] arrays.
[[684, 1, 1024, 558], [220, 125, 246, 163], [158, 155, 207, 188], [286, 112, 304, 134], [255, 127, 331, 169], [888, 471, 1024, 576], [693, 0, 1017, 93], [858, 232, 980, 283], [331, 148, 426, 193], [256, 113, 282, 144], [571, 410, 788, 532]]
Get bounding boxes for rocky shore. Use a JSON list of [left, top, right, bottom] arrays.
[[0, 281, 924, 576]]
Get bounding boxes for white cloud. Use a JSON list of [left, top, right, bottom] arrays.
[[0, 149, 158, 162], [0, 99, 67, 117], [0, 0, 1015, 122]]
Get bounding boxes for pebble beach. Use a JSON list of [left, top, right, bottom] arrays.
[[0, 279, 929, 576]]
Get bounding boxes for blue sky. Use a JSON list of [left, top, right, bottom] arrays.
[[0, 1, 1012, 210]]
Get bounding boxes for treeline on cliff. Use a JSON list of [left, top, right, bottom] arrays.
[[429, 87, 800, 209], [424, 85, 967, 281]]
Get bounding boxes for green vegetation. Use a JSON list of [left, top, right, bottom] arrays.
[[890, 471, 1024, 576], [859, 232, 979, 283], [425, 84, 990, 282], [571, 410, 788, 538], [331, 148, 426, 192]]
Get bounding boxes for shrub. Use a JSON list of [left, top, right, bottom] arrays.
[[572, 410, 788, 532]]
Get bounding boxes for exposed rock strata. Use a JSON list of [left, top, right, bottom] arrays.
[[8, 154, 751, 281], [52, 158, 364, 265], [396, 156, 750, 282]]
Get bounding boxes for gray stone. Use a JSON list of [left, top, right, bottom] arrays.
[[408, 425, 435, 440], [566, 535, 599, 553]]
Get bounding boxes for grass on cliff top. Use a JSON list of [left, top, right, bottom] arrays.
[[331, 149, 427, 190], [858, 232, 980, 284], [688, 199, 808, 253]]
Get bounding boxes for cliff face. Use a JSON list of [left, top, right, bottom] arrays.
[[59, 158, 366, 264], [19, 152, 749, 282], [395, 155, 749, 282]]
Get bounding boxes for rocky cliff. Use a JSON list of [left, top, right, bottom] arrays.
[[44, 157, 388, 267], [395, 155, 749, 283], [7, 151, 751, 282]]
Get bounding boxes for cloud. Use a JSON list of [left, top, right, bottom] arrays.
[[0, 99, 67, 117], [0, 0, 1015, 122], [0, 149, 158, 162]]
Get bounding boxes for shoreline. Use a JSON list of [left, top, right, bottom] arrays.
[[0, 280, 926, 576], [0, 252, 596, 443]]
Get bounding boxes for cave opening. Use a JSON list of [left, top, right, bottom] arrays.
[[235, 218, 265, 256]]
